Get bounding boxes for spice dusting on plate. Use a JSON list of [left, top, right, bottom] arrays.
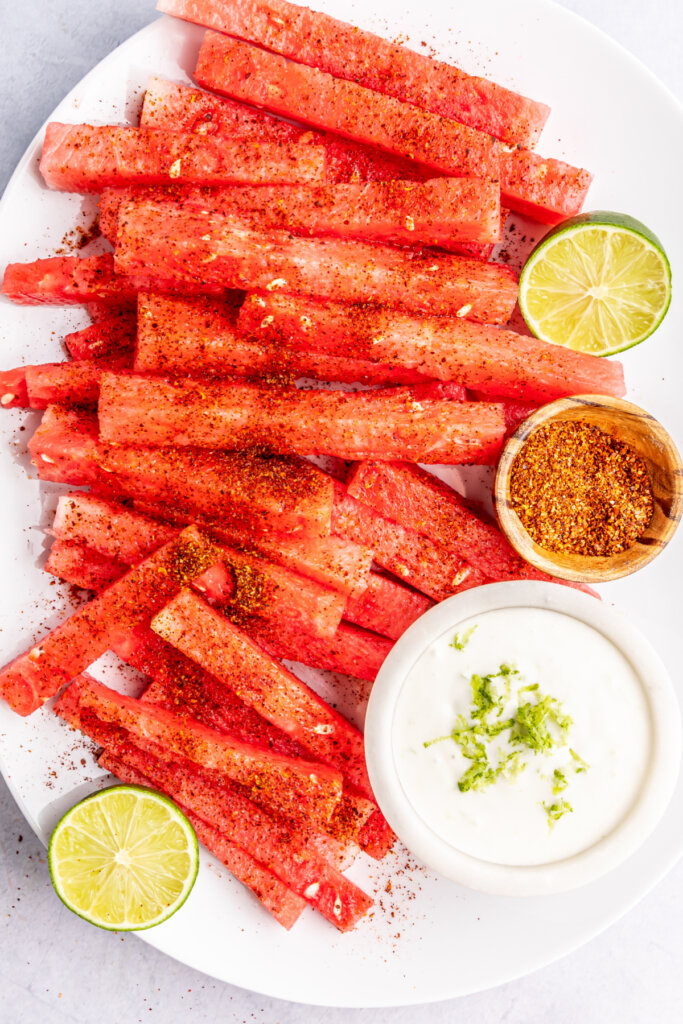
[[509, 420, 654, 556]]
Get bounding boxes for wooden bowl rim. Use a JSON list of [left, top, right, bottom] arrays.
[[494, 394, 683, 583]]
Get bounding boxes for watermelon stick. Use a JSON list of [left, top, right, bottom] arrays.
[[0, 526, 225, 716], [158, 0, 549, 148], [347, 461, 598, 596], [99, 752, 308, 930], [1, 253, 226, 307], [29, 405, 102, 487], [0, 358, 141, 411], [55, 685, 372, 930], [1, 255, 139, 307], [495, 398, 543, 437], [53, 491, 372, 599], [344, 572, 432, 641], [39, 123, 326, 191], [0, 362, 113, 409], [133, 500, 374, 601], [100, 183, 496, 261], [136, 325, 432, 387], [136, 78, 496, 260], [348, 459, 557, 581], [99, 445, 334, 541], [152, 590, 375, 797], [114, 198, 518, 323], [64, 314, 136, 362], [48, 493, 345, 639], [245, 616, 392, 687], [44, 539, 393, 686], [238, 292, 627, 403], [97, 373, 507, 465], [5, 361, 464, 423], [140, 76, 430, 187], [195, 32, 592, 224], [332, 481, 488, 602], [52, 493, 176, 566], [40, 532, 220, 621], [195, 33, 497, 179], [76, 675, 344, 828], [98, 176, 501, 251], [0, 368, 28, 408], [4, 349, 423, 410], [29, 406, 334, 536], [135, 293, 431, 387], [45, 539, 128, 593]]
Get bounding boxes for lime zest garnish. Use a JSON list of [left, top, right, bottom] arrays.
[[471, 664, 518, 720], [552, 768, 568, 794], [424, 663, 589, 827], [449, 625, 478, 651], [544, 799, 574, 828], [457, 748, 528, 793], [570, 749, 590, 774], [470, 673, 499, 720], [512, 695, 573, 752]]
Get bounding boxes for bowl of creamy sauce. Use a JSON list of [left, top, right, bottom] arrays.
[[364, 582, 681, 896]]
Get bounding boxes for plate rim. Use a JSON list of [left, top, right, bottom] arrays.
[[0, 0, 682, 1006]]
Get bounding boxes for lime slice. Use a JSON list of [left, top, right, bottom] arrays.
[[518, 211, 671, 355], [48, 785, 199, 931]]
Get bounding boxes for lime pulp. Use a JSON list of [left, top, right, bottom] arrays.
[[518, 211, 671, 356], [48, 784, 199, 931]]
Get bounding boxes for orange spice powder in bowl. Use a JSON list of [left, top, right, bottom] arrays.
[[494, 395, 683, 584]]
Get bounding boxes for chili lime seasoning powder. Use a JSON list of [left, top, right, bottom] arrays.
[[509, 420, 654, 556]]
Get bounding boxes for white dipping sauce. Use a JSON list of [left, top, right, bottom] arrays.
[[392, 607, 652, 866]]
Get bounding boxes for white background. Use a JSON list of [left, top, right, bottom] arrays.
[[1, 0, 682, 1021]]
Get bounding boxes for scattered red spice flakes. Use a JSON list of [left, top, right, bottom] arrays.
[[55, 219, 101, 255]]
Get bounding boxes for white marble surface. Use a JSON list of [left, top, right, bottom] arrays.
[[1, 0, 683, 1020]]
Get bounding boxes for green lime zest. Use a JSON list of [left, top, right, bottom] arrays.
[[570, 749, 590, 774], [471, 663, 518, 720], [457, 749, 527, 793], [552, 768, 568, 794], [449, 625, 478, 651], [457, 758, 496, 793], [544, 798, 574, 828], [424, 663, 589, 826], [512, 695, 572, 753], [470, 674, 496, 717], [423, 713, 470, 751]]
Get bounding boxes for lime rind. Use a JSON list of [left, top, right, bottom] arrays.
[[518, 212, 672, 357], [48, 784, 199, 932]]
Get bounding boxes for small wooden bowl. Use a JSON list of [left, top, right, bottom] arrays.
[[494, 395, 683, 583]]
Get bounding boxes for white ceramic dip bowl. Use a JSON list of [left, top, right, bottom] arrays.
[[364, 581, 681, 896]]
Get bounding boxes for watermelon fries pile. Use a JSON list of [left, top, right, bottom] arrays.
[[0, 0, 626, 932]]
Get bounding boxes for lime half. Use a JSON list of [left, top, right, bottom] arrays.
[[518, 211, 671, 355], [49, 785, 199, 931]]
